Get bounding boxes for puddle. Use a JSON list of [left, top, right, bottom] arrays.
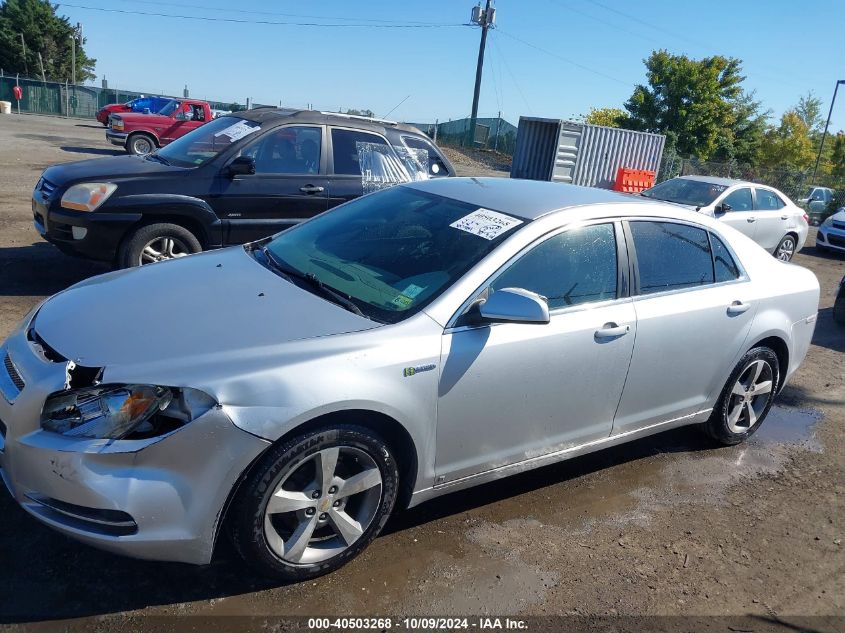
[[750, 405, 823, 451]]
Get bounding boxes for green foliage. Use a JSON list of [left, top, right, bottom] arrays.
[[346, 108, 375, 117], [795, 91, 824, 133], [623, 50, 760, 161], [0, 0, 95, 82], [829, 132, 845, 180], [583, 107, 626, 128], [758, 110, 815, 170]]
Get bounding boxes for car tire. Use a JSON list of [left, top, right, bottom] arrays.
[[229, 425, 399, 581], [118, 222, 202, 267], [774, 234, 797, 261], [705, 347, 780, 446], [126, 132, 156, 156], [834, 295, 845, 326]]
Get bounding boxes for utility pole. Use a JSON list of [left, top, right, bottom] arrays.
[[467, 1, 495, 147], [37, 52, 46, 83], [20, 33, 28, 75], [812, 79, 845, 184]]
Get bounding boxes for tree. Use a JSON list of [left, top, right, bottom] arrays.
[[0, 0, 96, 82], [758, 110, 815, 170], [583, 107, 626, 128], [346, 108, 375, 117], [795, 91, 824, 133], [623, 50, 753, 160], [829, 132, 845, 180]]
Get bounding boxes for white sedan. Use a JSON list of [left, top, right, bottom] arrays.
[[642, 176, 809, 261]]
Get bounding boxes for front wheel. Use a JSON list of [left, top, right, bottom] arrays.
[[126, 133, 156, 156], [705, 347, 780, 445], [229, 425, 399, 580], [774, 234, 797, 261], [118, 222, 202, 267]]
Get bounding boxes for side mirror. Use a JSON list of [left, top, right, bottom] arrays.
[[478, 288, 550, 324], [717, 203, 732, 214], [228, 155, 256, 177]]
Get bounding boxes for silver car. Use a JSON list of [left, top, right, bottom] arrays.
[[642, 175, 809, 261], [0, 178, 819, 579]]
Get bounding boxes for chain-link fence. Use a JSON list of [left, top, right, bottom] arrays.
[[409, 117, 518, 156], [657, 150, 845, 221], [0, 74, 243, 118]]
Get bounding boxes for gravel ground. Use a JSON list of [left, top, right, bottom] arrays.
[[0, 114, 843, 629]]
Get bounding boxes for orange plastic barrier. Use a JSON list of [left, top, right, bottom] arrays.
[[613, 168, 655, 193]]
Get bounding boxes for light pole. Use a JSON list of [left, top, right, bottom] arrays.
[[811, 79, 845, 184]]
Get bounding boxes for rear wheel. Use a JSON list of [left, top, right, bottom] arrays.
[[705, 347, 779, 445], [774, 234, 797, 261], [126, 133, 156, 156], [229, 425, 399, 580], [118, 222, 202, 267]]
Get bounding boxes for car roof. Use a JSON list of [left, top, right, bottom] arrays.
[[229, 108, 426, 135], [404, 177, 658, 220], [676, 174, 786, 191]]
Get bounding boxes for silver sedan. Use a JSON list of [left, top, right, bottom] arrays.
[[0, 178, 819, 579]]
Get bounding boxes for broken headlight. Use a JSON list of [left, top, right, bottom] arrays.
[[42, 384, 175, 439]]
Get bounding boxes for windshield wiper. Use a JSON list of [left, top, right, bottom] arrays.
[[145, 153, 170, 166], [259, 247, 369, 319]]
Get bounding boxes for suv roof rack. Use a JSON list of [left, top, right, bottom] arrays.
[[318, 111, 399, 126]]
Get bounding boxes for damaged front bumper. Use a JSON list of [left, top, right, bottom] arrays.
[[0, 318, 270, 565]]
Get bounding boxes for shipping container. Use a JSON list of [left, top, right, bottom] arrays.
[[510, 117, 666, 189]]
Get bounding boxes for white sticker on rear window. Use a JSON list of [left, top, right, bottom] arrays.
[[450, 208, 523, 241], [214, 120, 259, 142]]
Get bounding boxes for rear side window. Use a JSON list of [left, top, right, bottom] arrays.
[[710, 233, 740, 282], [491, 223, 617, 309], [631, 221, 714, 294], [331, 128, 387, 175], [402, 135, 449, 177], [755, 188, 784, 210]]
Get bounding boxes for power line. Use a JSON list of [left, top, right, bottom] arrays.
[[112, 0, 462, 26], [495, 28, 632, 87], [490, 34, 533, 115], [584, 0, 711, 50], [544, 0, 660, 46], [60, 4, 470, 28]]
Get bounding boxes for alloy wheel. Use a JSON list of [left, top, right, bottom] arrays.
[[139, 236, 191, 265], [263, 446, 382, 565], [726, 359, 774, 434], [776, 237, 795, 261]]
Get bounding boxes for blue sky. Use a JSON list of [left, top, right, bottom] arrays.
[[61, 0, 842, 128]]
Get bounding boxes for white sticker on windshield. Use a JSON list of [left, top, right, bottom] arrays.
[[450, 208, 523, 241], [214, 120, 259, 142], [401, 283, 426, 298]]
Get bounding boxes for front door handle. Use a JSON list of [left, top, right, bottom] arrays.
[[727, 300, 751, 315], [595, 323, 630, 339], [300, 185, 324, 194]]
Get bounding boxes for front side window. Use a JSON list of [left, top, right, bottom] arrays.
[[241, 126, 321, 175], [755, 188, 784, 210], [631, 221, 714, 294], [491, 224, 617, 309], [262, 187, 528, 323], [154, 116, 262, 167], [721, 188, 753, 211]]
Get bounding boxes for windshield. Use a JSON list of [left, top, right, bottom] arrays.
[[261, 186, 527, 323], [154, 116, 261, 167], [642, 178, 727, 207]]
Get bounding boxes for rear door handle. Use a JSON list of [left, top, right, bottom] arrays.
[[746, 217, 756, 223], [727, 300, 751, 315], [300, 185, 324, 194], [781, 215, 789, 220], [595, 323, 630, 339]]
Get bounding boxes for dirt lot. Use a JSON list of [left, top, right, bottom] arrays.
[[0, 115, 843, 629]]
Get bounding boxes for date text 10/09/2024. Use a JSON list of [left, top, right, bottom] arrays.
[[307, 618, 529, 630]]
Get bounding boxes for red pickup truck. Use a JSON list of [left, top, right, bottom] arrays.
[[106, 99, 213, 155]]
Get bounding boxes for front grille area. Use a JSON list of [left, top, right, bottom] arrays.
[[828, 233, 845, 248], [832, 221, 845, 231], [3, 353, 24, 391], [38, 178, 57, 197]]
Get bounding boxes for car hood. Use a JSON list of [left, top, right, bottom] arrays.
[[32, 247, 380, 369], [828, 209, 845, 222], [42, 155, 185, 185]]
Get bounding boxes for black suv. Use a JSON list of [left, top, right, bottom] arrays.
[[33, 109, 455, 267]]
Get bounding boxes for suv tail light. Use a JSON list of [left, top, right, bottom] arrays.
[[802, 213, 810, 224]]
